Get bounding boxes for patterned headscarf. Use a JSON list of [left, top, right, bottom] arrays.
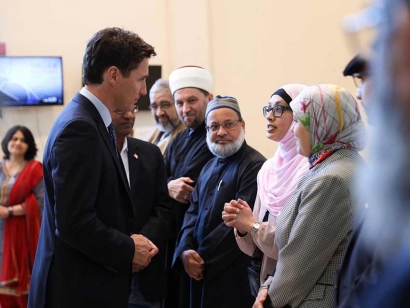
[[290, 84, 366, 165]]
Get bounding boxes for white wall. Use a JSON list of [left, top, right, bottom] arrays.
[[208, 0, 368, 157], [0, 0, 367, 160]]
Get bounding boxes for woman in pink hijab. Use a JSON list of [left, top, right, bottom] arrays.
[[222, 84, 309, 291]]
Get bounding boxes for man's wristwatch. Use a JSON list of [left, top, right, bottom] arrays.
[[8, 206, 13, 217], [250, 221, 261, 237]]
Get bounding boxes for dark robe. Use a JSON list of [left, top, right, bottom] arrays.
[[165, 122, 215, 231], [173, 141, 266, 308], [164, 122, 214, 308]]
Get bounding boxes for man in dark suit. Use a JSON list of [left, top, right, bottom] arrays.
[[334, 54, 373, 308], [29, 27, 158, 308], [111, 104, 174, 307]]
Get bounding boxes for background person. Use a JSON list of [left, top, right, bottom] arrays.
[[222, 84, 309, 291], [0, 125, 43, 308], [254, 84, 366, 308], [342, 54, 372, 116], [350, 0, 410, 305], [146, 79, 186, 157], [173, 96, 265, 307], [164, 66, 215, 308], [111, 103, 174, 308]]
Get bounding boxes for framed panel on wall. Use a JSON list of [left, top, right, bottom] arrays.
[[137, 65, 161, 111]]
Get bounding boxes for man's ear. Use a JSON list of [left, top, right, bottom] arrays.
[[241, 119, 246, 132], [208, 93, 214, 102], [106, 66, 119, 85]]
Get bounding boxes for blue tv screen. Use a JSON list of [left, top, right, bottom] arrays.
[[0, 56, 64, 107]]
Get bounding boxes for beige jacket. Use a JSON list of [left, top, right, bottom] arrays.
[[146, 122, 186, 157]]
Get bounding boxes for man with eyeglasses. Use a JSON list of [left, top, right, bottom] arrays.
[[335, 54, 374, 308], [173, 96, 265, 308], [111, 103, 174, 308], [146, 79, 186, 157], [163, 66, 215, 308], [343, 54, 372, 116]]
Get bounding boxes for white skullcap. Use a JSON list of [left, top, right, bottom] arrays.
[[169, 66, 213, 95]]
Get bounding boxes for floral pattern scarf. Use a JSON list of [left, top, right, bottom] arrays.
[[290, 84, 366, 167]]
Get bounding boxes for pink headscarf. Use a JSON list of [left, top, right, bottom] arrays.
[[258, 84, 310, 217]]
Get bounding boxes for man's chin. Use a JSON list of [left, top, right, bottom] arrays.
[[216, 140, 232, 144], [183, 119, 201, 129], [156, 122, 174, 133]]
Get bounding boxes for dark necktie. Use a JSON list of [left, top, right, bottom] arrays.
[[107, 122, 119, 158]]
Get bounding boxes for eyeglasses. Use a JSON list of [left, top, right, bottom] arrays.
[[352, 73, 370, 88], [149, 102, 173, 111], [262, 105, 292, 118], [205, 120, 241, 132], [113, 105, 139, 115], [353, 76, 362, 88]]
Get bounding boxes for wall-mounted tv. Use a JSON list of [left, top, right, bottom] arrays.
[[0, 56, 64, 107]]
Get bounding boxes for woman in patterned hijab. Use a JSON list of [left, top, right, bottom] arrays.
[[255, 84, 366, 308], [292, 84, 366, 167]]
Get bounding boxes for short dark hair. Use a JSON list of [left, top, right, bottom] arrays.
[[2, 125, 38, 160], [343, 55, 368, 77], [82, 27, 156, 85]]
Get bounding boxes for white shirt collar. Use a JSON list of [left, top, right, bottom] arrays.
[[120, 137, 128, 155], [119, 138, 130, 186], [80, 87, 112, 128]]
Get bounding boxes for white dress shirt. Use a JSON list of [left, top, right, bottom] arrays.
[[119, 137, 130, 186]]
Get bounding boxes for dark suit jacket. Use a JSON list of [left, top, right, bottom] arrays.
[[335, 205, 382, 308], [358, 246, 410, 307], [29, 93, 135, 308], [126, 137, 174, 301]]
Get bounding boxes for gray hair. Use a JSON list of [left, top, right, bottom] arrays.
[[149, 79, 172, 102]]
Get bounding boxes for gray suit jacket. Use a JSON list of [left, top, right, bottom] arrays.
[[264, 149, 364, 308]]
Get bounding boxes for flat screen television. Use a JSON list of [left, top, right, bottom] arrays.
[[0, 56, 64, 107]]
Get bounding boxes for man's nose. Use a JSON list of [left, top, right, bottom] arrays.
[[356, 86, 362, 101], [182, 103, 191, 114], [216, 125, 227, 136], [140, 81, 147, 96], [123, 111, 135, 119], [156, 106, 165, 117]]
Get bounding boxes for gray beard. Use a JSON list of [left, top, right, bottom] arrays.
[[156, 118, 180, 133], [207, 128, 245, 159]]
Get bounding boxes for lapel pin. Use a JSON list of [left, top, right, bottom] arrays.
[[133, 153, 139, 159]]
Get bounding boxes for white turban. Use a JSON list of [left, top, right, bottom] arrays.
[[169, 66, 213, 95]]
